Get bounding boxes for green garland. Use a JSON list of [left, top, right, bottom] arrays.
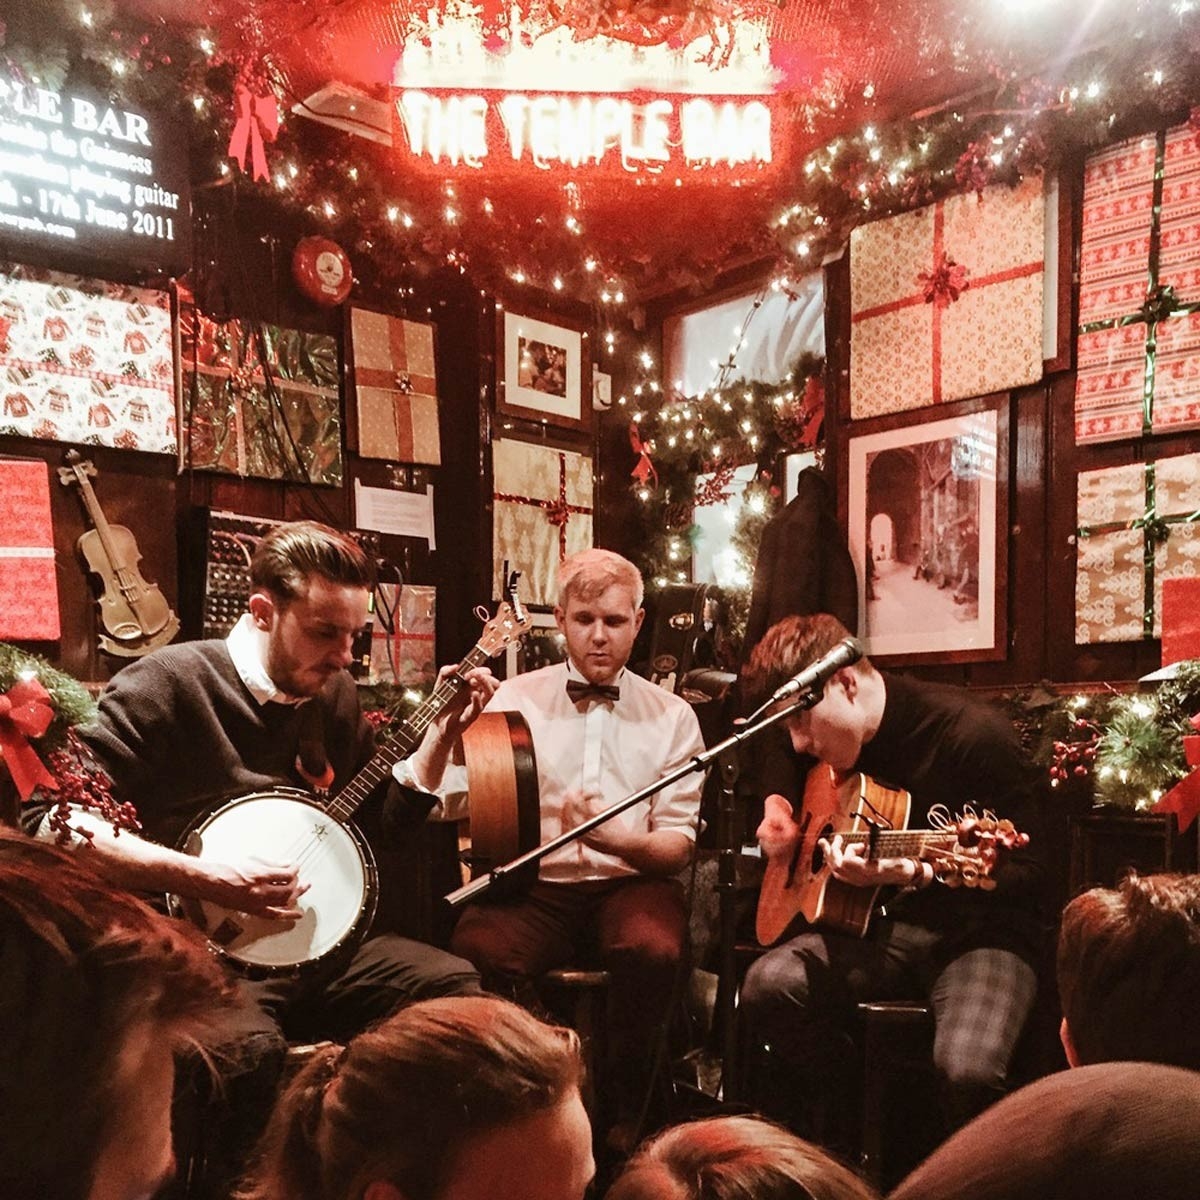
[[626, 355, 824, 659], [0, 642, 96, 752]]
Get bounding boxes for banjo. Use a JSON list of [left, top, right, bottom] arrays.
[[167, 580, 530, 976]]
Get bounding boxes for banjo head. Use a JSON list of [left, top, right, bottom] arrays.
[[170, 789, 377, 976]]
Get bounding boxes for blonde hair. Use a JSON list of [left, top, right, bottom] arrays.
[[557, 548, 644, 610]]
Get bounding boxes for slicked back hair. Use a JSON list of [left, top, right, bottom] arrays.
[[250, 520, 373, 604]]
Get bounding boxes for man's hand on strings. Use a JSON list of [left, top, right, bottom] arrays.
[[819, 834, 919, 889], [202, 856, 309, 920], [756, 793, 801, 861], [432, 665, 499, 738]]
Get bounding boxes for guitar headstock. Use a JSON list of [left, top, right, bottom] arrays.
[[925, 812, 1029, 891], [476, 571, 533, 659], [57, 449, 96, 485]]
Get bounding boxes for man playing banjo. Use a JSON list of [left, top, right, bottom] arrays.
[[27, 520, 494, 1199]]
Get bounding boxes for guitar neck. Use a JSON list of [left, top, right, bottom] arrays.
[[324, 643, 490, 822], [843, 828, 956, 859]]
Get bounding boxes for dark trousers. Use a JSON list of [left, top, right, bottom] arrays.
[[175, 933, 480, 1199], [450, 877, 688, 1118], [738, 919, 1036, 1145]]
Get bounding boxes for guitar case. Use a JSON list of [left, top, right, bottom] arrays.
[[646, 583, 712, 694]]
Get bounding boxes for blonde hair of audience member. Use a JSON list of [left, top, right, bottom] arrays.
[[557, 547, 645, 612], [238, 995, 593, 1200], [0, 828, 232, 1200], [1057, 870, 1200, 1069], [604, 1115, 881, 1200]]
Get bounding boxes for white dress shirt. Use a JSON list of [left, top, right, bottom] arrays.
[[409, 660, 706, 882]]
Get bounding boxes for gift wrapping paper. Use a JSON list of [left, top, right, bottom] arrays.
[[0, 262, 175, 453], [1161, 577, 1200, 666], [178, 298, 343, 486], [349, 308, 441, 465], [850, 177, 1045, 419], [1075, 452, 1200, 644], [492, 438, 593, 608], [0, 458, 60, 640], [369, 583, 436, 686], [1075, 124, 1200, 444]]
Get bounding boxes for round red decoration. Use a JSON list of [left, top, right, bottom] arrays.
[[292, 237, 352, 306]]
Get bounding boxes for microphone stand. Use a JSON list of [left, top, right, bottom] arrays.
[[444, 686, 821, 907]]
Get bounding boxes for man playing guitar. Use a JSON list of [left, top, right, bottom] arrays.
[[740, 614, 1047, 1149], [27, 520, 495, 1199]]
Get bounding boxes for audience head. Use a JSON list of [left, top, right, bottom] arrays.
[[555, 549, 645, 685], [605, 1114, 880, 1200], [889, 1061, 1200, 1200], [239, 995, 593, 1200], [248, 521, 374, 697], [743, 615, 879, 772], [0, 828, 232, 1200], [1056, 869, 1200, 1069]]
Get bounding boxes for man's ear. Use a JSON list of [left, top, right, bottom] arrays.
[[1060, 1016, 1081, 1068], [554, 605, 566, 636], [248, 591, 275, 632], [835, 665, 858, 699], [634, 607, 645, 635], [363, 1181, 407, 1200]]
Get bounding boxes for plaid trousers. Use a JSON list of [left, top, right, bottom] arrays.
[[739, 918, 1037, 1134]]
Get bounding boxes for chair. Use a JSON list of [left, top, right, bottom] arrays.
[[539, 967, 612, 1119]]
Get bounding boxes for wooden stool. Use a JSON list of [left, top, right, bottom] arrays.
[[857, 1000, 935, 1190], [540, 968, 611, 1120]]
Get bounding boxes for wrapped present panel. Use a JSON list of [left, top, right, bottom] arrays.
[[1161, 577, 1200, 666], [850, 178, 1045, 419], [0, 262, 175, 453], [350, 308, 440, 465], [1075, 453, 1200, 643], [369, 583, 436, 686], [1075, 125, 1200, 444], [178, 301, 342, 486], [0, 459, 60, 640], [492, 439, 593, 608]]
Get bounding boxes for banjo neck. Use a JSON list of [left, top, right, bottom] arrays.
[[321, 643, 492, 824]]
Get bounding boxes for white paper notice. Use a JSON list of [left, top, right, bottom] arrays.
[[353, 480, 437, 549]]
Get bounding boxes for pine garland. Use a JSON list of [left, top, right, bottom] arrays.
[[0, 642, 96, 750]]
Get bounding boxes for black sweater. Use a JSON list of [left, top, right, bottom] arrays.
[[854, 672, 1048, 965]]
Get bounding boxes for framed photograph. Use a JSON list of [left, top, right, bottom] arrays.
[[506, 610, 569, 677], [497, 308, 591, 432], [847, 396, 1009, 663]]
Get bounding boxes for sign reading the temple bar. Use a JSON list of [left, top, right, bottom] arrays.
[[0, 74, 191, 274], [392, 7, 778, 174]]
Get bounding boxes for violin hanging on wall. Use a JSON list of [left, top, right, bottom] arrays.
[[58, 450, 179, 657]]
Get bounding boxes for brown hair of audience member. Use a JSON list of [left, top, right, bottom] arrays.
[[1057, 870, 1200, 1070], [605, 1114, 880, 1200], [250, 520, 373, 603], [238, 995, 587, 1200], [743, 614, 871, 704], [0, 828, 232, 1200]]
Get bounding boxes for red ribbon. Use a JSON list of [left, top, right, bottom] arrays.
[[919, 250, 970, 310], [629, 422, 658, 488], [228, 85, 280, 182], [1153, 712, 1200, 832], [0, 676, 59, 801]]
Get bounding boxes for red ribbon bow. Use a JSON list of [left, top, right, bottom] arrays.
[[629, 422, 658, 489], [0, 676, 59, 801], [919, 252, 970, 310], [228, 85, 280, 182]]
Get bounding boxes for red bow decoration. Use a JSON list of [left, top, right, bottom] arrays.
[[0, 677, 59, 801], [629, 422, 658, 489], [1153, 712, 1200, 833], [228, 85, 280, 182], [919, 252, 970, 310], [545, 497, 572, 527]]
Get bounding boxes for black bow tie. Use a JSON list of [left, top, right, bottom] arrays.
[[566, 680, 620, 704]]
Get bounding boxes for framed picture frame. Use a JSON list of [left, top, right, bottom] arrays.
[[497, 307, 592, 433], [847, 394, 1009, 663], [506, 609, 569, 677]]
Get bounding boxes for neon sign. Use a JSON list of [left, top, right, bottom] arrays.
[[396, 91, 772, 172]]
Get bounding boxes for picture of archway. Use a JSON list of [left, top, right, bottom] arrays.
[[848, 406, 1004, 660]]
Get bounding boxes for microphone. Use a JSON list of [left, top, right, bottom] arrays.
[[770, 637, 864, 704]]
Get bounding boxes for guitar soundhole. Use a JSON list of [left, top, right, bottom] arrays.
[[811, 823, 835, 875]]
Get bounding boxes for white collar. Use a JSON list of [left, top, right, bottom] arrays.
[[226, 613, 304, 706]]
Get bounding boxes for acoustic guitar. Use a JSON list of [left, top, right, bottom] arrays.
[[755, 766, 1027, 944]]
